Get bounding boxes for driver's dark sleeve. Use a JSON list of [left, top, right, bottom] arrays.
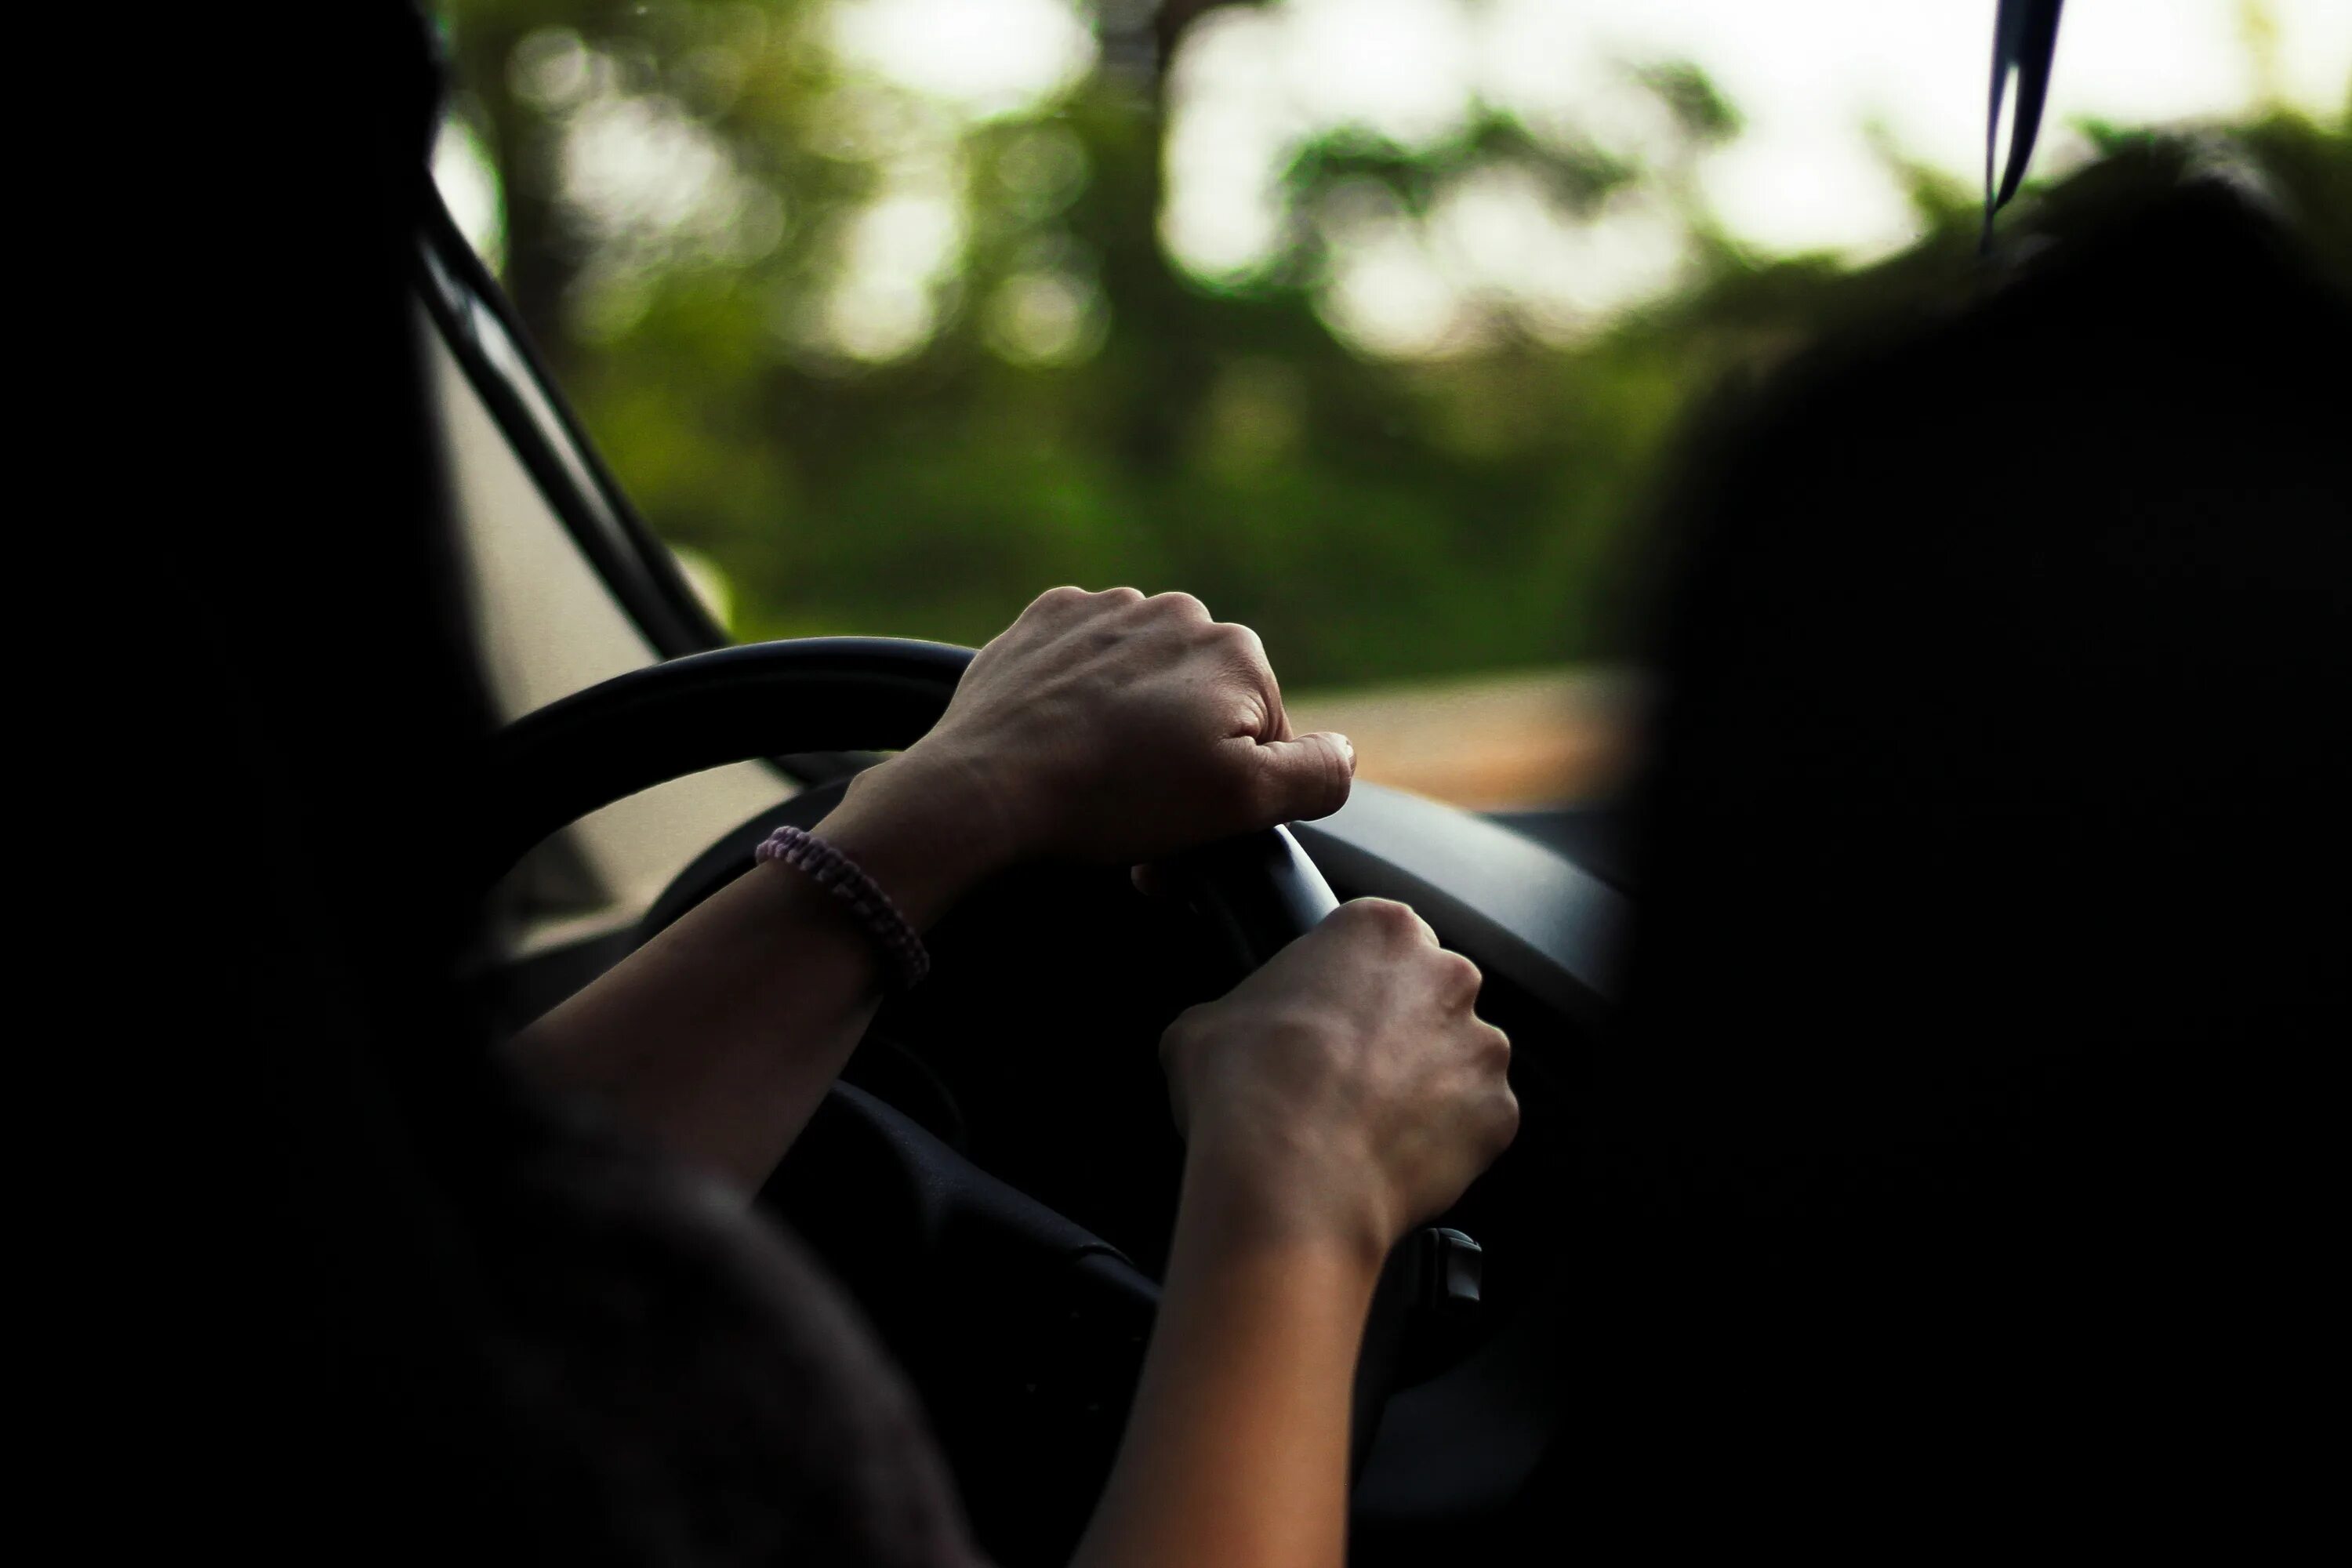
[[471, 1079, 991, 1568]]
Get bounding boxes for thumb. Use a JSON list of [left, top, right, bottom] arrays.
[[1247, 731, 1355, 823]]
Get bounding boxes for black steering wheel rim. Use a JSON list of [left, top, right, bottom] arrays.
[[470, 637, 972, 889]]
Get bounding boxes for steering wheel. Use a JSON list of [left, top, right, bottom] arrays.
[[474, 637, 1454, 1565]]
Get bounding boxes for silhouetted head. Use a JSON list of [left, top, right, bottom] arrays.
[[1570, 150, 2350, 1545]]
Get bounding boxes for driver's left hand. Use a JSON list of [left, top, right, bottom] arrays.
[[890, 586, 1356, 869]]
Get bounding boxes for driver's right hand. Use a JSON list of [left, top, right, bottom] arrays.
[[1156, 898, 1518, 1262]]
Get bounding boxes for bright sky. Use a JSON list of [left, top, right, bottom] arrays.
[[1162, 0, 2350, 353], [831, 0, 1098, 114], [438, 0, 2352, 361]]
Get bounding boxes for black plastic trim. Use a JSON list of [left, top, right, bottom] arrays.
[[413, 180, 876, 785], [413, 187, 726, 659]]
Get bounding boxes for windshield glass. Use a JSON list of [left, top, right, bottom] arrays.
[[429, 0, 2350, 810]]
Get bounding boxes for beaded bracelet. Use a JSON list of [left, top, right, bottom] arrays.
[[754, 825, 931, 990]]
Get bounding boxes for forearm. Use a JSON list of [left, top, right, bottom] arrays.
[[1073, 1154, 1383, 1568], [508, 751, 1009, 1192]]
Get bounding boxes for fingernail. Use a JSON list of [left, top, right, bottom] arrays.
[[1333, 733, 1354, 768]]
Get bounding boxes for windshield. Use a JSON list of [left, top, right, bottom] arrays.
[[428, 0, 2350, 809]]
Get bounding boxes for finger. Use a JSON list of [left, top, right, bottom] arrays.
[[1244, 731, 1355, 823], [1243, 628, 1293, 741], [1214, 621, 1289, 742]]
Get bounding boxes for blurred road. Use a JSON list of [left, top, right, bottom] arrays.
[[1287, 666, 1645, 813]]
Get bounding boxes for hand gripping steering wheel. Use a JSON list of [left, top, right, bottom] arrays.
[[472, 637, 1467, 1560]]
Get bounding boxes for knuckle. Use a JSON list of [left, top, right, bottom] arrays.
[[1342, 898, 1421, 941], [1211, 619, 1267, 656], [1029, 585, 1091, 619], [1167, 998, 1215, 1036], [1209, 620, 1262, 661], [1490, 1087, 1523, 1151], [1439, 949, 1483, 1002], [1160, 1006, 1209, 1065], [1317, 906, 1382, 956], [1152, 590, 1211, 622], [1099, 586, 1145, 605]]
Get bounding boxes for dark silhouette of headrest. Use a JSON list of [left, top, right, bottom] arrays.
[[1557, 159, 2350, 1548]]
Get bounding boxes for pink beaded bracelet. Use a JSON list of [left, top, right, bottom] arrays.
[[754, 825, 931, 990]]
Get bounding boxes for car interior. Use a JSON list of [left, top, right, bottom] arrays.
[[183, 3, 2345, 1561], [426, 100, 1612, 1555]]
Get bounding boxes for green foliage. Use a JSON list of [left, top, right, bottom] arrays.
[[433, 1, 2352, 689], [1636, 62, 1743, 146]]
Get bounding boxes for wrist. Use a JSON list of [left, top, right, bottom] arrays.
[[1175, 1131, 1395, 1283], [811, 750, 1022, 928], [892, 735, 1046, 864]]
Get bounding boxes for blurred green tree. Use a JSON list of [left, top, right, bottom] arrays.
[[430, 0, 2350, 688]]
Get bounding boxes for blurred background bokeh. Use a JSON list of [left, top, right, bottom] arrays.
[[426, 0, 2349, 808]]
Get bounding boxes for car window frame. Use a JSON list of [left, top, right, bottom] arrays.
[[413, 179, 869, 786], [414, 183, 725, 659]]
